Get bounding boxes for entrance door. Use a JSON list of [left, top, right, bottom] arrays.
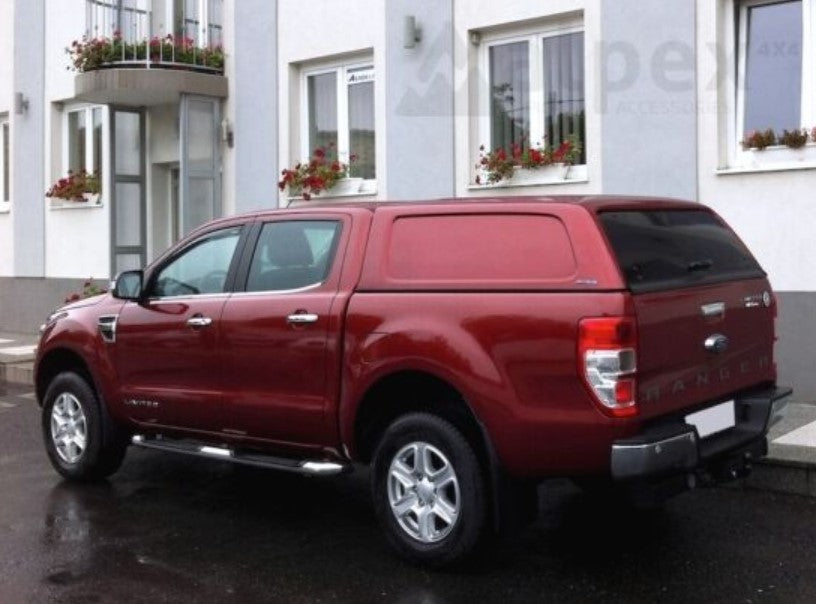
[[171, 167, 180, 243], [111, 109, 147, 275]]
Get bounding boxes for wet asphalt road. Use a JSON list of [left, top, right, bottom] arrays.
[[2, 382, 816, 604]]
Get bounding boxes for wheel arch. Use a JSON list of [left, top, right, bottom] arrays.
[[36, 347, 97, 406], [352, 369, 536, 534], [352, 369, 493, 473]]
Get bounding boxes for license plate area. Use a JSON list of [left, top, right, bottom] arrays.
[[685, 400, 736, 438]]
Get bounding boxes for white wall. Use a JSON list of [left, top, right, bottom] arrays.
[[221, 0, 236, 216], [453, 0, 603, 198], [277, 0, 387, 205], [601, 0, 697, 200], [0, 0, 11, 113], [44, 1, 112, 279], [696, 0, 816, 293], [0, 0, 14, 275], [45, 204, 112, 278]]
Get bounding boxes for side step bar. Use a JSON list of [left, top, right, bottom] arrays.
[[131, 435, 349, 476]]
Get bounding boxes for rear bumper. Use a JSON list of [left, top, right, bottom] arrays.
[[611, 386, 792, 481]]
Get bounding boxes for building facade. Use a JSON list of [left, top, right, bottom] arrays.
[[0, 0, 814, 398]]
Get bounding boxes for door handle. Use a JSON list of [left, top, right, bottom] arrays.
[[187, 315, 213, 328], [286, 313, 319, 325]]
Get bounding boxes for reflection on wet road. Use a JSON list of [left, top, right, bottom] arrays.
[[2, 383, 816, 603]]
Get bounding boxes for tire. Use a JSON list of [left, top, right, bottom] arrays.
[[371, 413, 488, 567], [42, 371, 128, 481]]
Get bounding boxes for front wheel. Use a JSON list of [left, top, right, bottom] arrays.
[[371, 413, 488, 567], [42, 371, 128, 481]]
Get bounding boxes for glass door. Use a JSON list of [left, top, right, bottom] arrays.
[[111, 108, 147, 275], [171, 166, 180, 243], [180, 94, 222, 236]]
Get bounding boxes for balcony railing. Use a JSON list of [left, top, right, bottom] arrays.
[[75, 0, 224, 74]]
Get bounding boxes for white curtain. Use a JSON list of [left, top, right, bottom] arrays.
[[543, 31, 585, 163], [349, 81, 375, 179], [308, 73, 338, 153], [490, 41, 530, 150]]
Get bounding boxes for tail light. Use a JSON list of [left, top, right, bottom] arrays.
[[578, 317, 638, 418]]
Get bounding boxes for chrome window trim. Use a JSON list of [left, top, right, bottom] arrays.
[[232, 282, 324, 298], [145, 292, 232, 304]]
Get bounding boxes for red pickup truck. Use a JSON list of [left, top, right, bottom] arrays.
[[35, 196, 790, 566]]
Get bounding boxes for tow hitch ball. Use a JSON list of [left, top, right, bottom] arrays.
[[695, 451, 755, 486], [721, 451, 754, 481]]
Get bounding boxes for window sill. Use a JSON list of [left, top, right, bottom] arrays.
[[715, 162, 816, 176], [468, 164, 588, 191], [468, 177, 589, 191], [723, 144, 816, 175], [286, 190, 378, 206], [48, 200, 105, 211], [285, 178, 377, 203]]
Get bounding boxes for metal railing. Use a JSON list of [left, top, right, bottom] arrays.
[[82, 0, 224, 73]]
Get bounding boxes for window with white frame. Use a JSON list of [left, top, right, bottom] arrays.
[[86, 1, 223, 46], [481, 21, 586, 167], [737, 0, 815, 142], [86, 0, 150, 42], [174, 0, 223, 47], [303, 62, 376, 182], [1, 116, 9, 205], [65, 106, 104, 187]]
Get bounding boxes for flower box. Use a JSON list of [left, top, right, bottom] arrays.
[[46, 171, 101, 205], [476, 135, 581, 186], [279, 147, 360, 200], [508, 164, 570, 185], [741, 143, 816, 169], [327, 177, 363, 196]]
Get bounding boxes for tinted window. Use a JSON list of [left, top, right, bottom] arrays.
[[246, 221, 341, 292], [387, 214, 576, 283], [152, 227, 242, 297], [599, 210, 764, 293], [743, 0, 802, 135], [543, 32, 586, 164]]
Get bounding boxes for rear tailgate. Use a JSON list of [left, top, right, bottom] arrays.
[[598, 208, 776, 420]]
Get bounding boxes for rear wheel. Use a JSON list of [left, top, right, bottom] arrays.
[[42, 371, 128, 481], [371, 413, 488, 567]]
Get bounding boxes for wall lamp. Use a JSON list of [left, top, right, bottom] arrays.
[[14, 92, 29, 115], [221, 118, 234, 148], [403, 15, 422, 49]]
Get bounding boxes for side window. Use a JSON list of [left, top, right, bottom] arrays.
[[304, 63, 376, 180], [246, 221, 341, 292], [485, 28, 586, 165], [151, 226, 242, 297], [739, 0, 803, 138]]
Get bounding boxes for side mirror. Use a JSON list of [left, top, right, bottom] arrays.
[[112, 270, 144, 300]]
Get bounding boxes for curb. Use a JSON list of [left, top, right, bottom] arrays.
[[0, 362, 34, 387], [737, 457, 816, 499]]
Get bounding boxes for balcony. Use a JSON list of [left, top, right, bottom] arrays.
[[72, 0, 227, 107]]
